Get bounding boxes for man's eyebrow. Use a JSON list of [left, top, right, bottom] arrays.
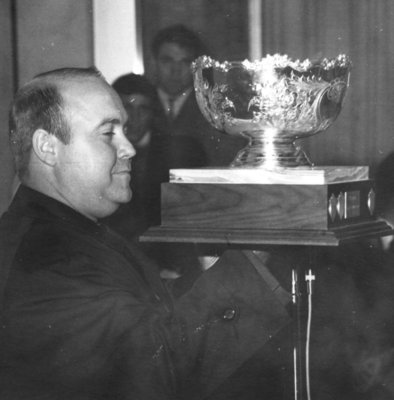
[[96, 118, 122, 128]]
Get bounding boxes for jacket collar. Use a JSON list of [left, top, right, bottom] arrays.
[[9, 185, 104, 236]]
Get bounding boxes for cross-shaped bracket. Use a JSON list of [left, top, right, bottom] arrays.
[[305, 269, 316, 294]]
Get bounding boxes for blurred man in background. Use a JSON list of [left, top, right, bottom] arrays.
[[151, 24, 246, 168]]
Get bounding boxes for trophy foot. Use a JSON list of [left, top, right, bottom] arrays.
[[230, 139, 312, 169]]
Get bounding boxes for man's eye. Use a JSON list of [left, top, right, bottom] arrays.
[[104, 131, 115, 136]]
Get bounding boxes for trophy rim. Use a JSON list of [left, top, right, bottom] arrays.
[[192, 53, 352, 74]]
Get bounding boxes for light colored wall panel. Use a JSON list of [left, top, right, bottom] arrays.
[[16, 0, 94, 85], [93, 0, 143, 83]]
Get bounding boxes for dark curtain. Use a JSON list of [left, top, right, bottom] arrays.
[[261, 0, 394, 171]]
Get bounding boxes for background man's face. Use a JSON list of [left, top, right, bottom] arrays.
[[120, 93, 153, 146], [54, 78, 135, 220], [156, 42, 195, 96]]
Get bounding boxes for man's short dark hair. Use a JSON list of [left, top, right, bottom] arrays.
[[9, 67, 102, 178], [151, 24, 206, 59], [112, 73, 157, 99]]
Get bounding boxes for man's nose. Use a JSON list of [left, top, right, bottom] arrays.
[[117, 134, 136, 159]]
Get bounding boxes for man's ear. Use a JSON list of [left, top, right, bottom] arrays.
[[31, 129, 58, 166]]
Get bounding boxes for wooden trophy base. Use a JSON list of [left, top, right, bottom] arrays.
[[140, 166, 393, 246]]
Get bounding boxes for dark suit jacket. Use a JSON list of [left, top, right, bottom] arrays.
[[0, 185, 291, 400]]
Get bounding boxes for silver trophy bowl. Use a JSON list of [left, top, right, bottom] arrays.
[[192, 54, 351, 168]]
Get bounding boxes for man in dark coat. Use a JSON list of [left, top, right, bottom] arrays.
[[0, 67, 291, 399]]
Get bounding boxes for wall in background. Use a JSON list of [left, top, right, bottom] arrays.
[[16, 0, 94, 86], [93, 0, 143, 83], [0, 0, 15, 216], [260, 0, 394, 172]]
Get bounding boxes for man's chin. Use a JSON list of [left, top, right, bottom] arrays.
[[117, 190, 132, 204], [97, 186, 131, 210], [100, 199, 130, 218]]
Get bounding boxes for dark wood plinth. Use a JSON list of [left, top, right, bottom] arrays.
[[160, 180, 375, 230], [140, 167, 394, 247], [140, 220, 393, 247]]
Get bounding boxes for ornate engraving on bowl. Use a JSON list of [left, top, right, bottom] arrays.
[[192, 54, 351, 168]]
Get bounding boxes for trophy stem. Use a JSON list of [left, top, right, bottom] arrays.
[[231, 133, 312, 169]]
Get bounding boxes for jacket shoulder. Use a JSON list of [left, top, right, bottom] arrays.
[[1, 211, 74, 273]]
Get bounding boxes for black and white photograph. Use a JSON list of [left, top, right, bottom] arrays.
[[1, 1, 394, 399]]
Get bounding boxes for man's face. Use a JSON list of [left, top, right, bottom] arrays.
[[156, 42, 195, 96], [54, 78, 135, 220], [120, 93, 153, 146]]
